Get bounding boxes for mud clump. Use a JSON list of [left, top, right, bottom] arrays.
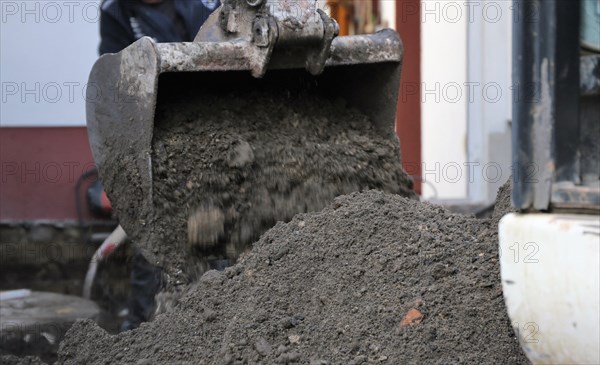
[[58, 191, 527, 364], [143, 90, 415, 282]]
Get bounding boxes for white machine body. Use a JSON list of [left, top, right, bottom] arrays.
[[499, 213, 600, 364]]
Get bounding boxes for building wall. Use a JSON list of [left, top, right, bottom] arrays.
[[1, 0, 101, 127], [421, 1, 468, 200], [466, 0, 513, 204], [420, 0, 513, 203], [1, 1, 101, 222], [0, 127, 95, 221], [380, 0, 396, 30], [395, 0, 422, 193]]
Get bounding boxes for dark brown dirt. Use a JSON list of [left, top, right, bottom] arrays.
[[144, 90, 415, 282], [0, 354, 44, 365], [58, 190, 527, 365], [492, 179, 516, 221]]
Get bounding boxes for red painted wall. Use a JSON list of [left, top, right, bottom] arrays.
[[0, 127, 96, 221], [396, 0, 422, 194]]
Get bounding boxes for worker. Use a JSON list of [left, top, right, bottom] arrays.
[[99, 0, 218, 55], [98, 0, 220, 331]]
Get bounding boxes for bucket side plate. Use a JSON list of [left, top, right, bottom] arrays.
[[86, 37, 160, 248]]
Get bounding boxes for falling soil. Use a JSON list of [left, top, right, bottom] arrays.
[[123, 90, 415, 283], [58, 190, 527, 364]]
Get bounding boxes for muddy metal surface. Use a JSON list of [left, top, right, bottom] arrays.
[[57, 189, 527, 364], [121, 89, 415, 284]]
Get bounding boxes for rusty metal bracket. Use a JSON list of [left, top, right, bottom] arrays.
[[195, 0, 340, 77], [305, 9, 339, 75]]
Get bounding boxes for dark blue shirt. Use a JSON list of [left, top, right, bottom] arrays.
[[99, 0, 219, 55]]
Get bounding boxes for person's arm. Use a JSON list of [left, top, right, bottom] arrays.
[[99, 2, 136, 55]]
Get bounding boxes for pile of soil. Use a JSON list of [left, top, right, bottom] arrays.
[[0, 353, 45, 365], [142, 90, 414, 281], [58, 190, 527, 364], [0, 354, 44, 365], [492, 179, 516, 221]]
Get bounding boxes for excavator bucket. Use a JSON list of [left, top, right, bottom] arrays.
[[86, 0, 405, 277]]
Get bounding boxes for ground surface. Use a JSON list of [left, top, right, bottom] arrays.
[[0, 353, 44, 365], [58, 188, 527, 365]]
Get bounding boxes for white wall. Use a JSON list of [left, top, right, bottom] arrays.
[[421, 0, 513, 203], [466, 0, 513, 204], [1, 1, 101, 127], [380, 0, 396, 30], [421, 1, 468, 200]]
